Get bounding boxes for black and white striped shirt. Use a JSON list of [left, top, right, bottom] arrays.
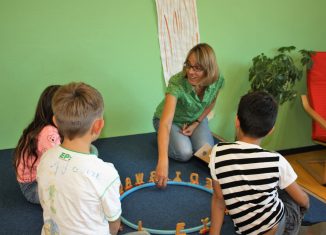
[[209, 141, 297, 235]]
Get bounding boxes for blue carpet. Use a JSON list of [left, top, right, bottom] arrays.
[[0, 133, 325, 235]]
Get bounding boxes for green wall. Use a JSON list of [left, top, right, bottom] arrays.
[[1, 0, 325, 150]]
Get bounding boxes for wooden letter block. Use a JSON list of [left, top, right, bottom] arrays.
[[205, 178, 212, 190], [173, 171, 182, 182], [119, 184, 124, 195], [190, 173, 199, 185], [138, 221, 143, 231], [175, 222, 186, 235], [199, 217, 210, 234], [135, 172, 144, 186], [125, 177, 133, 190], [148, 171, 156, 183]]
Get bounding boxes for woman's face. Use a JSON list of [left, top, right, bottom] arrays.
[[185, 53, 205, 86]]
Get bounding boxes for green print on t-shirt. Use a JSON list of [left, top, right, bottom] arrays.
[[59, 153, 71, 161]]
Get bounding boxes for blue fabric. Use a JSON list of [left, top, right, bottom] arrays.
[[18, 181, 40, 204], [0, 133, 325, 235], [303, 195, 326, 225], [153, 117, 214, 162]]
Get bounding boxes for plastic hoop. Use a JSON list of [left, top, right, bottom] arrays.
[[120, 181, 213, 234]]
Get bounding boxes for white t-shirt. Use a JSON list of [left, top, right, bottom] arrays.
[[37, 145, 121, 235], [209, 141, 297, 235]]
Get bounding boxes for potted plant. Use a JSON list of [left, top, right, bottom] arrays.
[[248, 46, 314, 104]]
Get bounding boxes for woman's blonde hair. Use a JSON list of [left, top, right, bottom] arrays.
[[52, 82, 104, 140], [183, 43, 219, 86]]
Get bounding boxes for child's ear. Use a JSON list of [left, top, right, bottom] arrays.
[[267, 126, 275, 136], [235, 115, 240, 128], [52, 116, 58, 127], [92, 118, 104, 136]]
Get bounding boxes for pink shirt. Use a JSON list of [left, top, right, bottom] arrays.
[[17, 125, 61, 183]]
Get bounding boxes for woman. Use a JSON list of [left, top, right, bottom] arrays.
[[153, 43, 224, 188]]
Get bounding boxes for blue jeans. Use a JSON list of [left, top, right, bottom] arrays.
[[153, 117, 214, 162], [275, 213, 286, 235], [276, 189, 307, 235], [18, 181, 40, 204]]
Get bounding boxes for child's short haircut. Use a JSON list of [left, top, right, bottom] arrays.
[[52, 82, 104, 140], [237, 91, 278, 138]]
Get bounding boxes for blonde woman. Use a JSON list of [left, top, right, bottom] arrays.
[[153, 43, 224, 188]]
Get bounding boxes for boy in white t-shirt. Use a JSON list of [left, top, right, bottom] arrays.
[[37, 82, 149, 235], [209, 91, 309, 235]]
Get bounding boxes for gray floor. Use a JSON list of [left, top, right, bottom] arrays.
[[299, 222, 326, 235]]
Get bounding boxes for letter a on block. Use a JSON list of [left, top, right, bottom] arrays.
[[190, 173, 199, 184], [175, 222, 186, 235]]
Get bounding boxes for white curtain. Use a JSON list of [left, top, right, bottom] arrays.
[[155, 0, 200, 85]]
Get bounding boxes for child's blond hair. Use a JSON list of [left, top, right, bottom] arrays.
[[52, 82, 104, 140]]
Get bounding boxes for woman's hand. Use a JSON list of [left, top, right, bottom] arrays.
[[155, 157, 169, 188], [155, 94, 176, 188], [180, 122, 199, 136]]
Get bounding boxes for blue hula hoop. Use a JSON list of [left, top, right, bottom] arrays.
[[120, 181, 213, 234]]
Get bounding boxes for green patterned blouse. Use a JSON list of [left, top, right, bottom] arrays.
[[154, 72, 224, 127]]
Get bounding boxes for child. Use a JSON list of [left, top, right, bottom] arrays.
[[13, 85, 61, 204], [37, 82, 149, 235], [209, 91, 309, 235]]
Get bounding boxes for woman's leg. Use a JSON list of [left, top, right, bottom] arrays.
[[153, 118, 193, 162], [18, 181, 40, 204], [190, 118, 214, 152]]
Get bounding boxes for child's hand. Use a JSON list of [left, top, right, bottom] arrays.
[[119, 224, 123, 232]]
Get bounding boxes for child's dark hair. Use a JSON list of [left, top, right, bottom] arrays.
[[13, 85, 60, 176], [237, 91, 278, 138]]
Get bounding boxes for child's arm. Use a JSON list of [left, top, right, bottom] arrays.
[[109, 218, 121, 235], [100, 170, 122, 235], [210, 180, 226, 235], [278, 156, 309, 209], [284, 182, 310, 209]]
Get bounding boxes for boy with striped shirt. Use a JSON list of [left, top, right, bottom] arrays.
[[209, 91, 309, 235]]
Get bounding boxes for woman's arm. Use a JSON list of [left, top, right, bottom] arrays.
[[198, 95, 217, 122], [156, 94, 177, 188], [181, 95, 218, 136]]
